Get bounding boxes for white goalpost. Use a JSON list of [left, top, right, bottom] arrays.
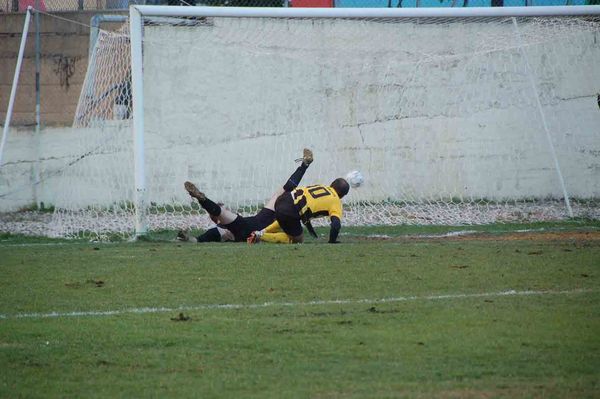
[[4, 5, 598, 239]]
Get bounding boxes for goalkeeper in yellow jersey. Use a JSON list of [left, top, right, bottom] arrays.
[[248, 178, 350, 244], [178, 148, 313, 243]]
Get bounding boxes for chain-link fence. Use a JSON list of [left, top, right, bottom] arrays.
[[2, 0, 596, 13], [0, 0, 274, 12], [1, 0, 141, 13]]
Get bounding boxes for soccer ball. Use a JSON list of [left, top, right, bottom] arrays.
[[345, 170, 364, 188]]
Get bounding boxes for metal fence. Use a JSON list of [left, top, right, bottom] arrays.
[[1, 0, 140, 13], [2, 0, 597, 13]]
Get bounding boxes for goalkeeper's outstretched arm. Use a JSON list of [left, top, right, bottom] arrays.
[[329, 216, 342, 244]]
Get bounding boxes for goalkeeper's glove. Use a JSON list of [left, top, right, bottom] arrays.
[[329, 216, 341, 243]]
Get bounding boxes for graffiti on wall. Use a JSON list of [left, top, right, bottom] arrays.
[[52, 55, 81, 90]]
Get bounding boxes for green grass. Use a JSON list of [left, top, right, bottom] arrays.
[[0, 223, 599, 398]]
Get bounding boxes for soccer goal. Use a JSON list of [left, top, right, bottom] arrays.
[[47, 5, 600, 238]]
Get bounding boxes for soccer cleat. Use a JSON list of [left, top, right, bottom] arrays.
[[247, 231, 261, 245], [302, 148, 313, 166], [295, 148, 313, 166], [184, 181, 206, 201], [176, 230, 190, 242]]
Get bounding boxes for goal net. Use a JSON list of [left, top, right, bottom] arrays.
[[47, 7, 600, 237]]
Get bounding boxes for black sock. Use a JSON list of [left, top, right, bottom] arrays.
[[199, 197, 221, 217], [196, 227, 221, 242], [283, 163, 308, 192]]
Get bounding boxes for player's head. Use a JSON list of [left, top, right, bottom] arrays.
[[330, 178, 350, 198]]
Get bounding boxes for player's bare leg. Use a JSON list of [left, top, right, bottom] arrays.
[[211, 207, 238, 225], [263, 189, 284, 212], [184, 181, 237, 224]]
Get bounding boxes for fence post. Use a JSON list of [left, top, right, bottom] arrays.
[[1, 7, 31, 168]]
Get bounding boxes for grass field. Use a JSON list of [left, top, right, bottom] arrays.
[[1, 221, 599, 398]]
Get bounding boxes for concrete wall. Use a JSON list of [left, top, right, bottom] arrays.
[[141, 18, 600, 204], [1, 15, 599, 214]]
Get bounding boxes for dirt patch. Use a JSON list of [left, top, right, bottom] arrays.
[[170, 312, 191, 322], [357, 230, 600, 243], [464, 231, 600, 242]]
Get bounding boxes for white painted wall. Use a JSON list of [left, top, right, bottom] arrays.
[[1, 16, 599, 214]]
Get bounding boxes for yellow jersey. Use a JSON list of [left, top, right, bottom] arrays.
[[291, 185, 343, 222]]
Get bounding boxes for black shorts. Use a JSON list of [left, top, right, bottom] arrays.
[[274, 192, 303, 237], [219, 208, 275, 242]]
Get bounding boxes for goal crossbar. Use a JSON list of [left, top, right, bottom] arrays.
[[132, 5, 600, 19]]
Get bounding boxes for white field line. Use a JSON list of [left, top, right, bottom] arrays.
[[340, 230, 479, 239], [0, 288, 595, 321], [346, 227, 600, 240], [406, 230, 479, 239]]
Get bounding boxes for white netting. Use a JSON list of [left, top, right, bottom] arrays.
[[74, 25, 132, 128], [2, 11, 599, 238]]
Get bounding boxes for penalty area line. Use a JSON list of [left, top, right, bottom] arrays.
[[0, 288, 595, 320]]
